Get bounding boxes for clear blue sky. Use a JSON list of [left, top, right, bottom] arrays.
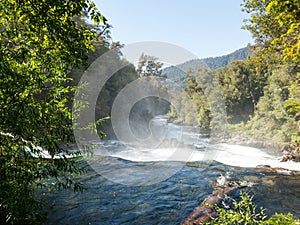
[[94, 0, 253, 58]]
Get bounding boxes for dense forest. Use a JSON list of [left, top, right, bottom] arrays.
[[168, 54, 299, 144], [0, 0, 299, 224], [168, 0, 300, 151]]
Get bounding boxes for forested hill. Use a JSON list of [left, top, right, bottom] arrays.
[[186, 46, 250, 70], [163, 47, 250, 84]]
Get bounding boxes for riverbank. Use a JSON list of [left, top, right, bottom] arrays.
[[168, 117, 300, 165], [223, 133, 300, 163]]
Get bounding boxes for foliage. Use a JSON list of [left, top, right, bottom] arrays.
[[174, 69, 214, 128], [96, 62, 139, 138], [284, 72, 300, 141], [172, 57, 267, 129], [243, 0, 300, 143], [134, 55, 170, 133], [207, 192, 266, 225], [206, 192, 300, 225], [170, 67, 227, 134], [242, 0, 300, 63], [69, 39, 139, 138], [168, 56, 299, 144], [0, 0, 107, 224], [170, 0, 300, 145], [217, 59, 267, 123], [262, 213, 300, 225], [245, 63, 299, 142], [137, 53, 165, 77]]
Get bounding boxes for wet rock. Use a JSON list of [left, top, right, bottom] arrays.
[[181, 185, 244, 225], [273, 142, 299, 162], [256, 165, 293, 175], [280, 150, 300, 162], [256, 165, 271, 169]]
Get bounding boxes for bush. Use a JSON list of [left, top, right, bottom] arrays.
[[262, 213, 300, 225], [205, 192, 300, 225]]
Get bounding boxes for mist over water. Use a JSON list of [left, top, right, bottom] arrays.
[[91, 115, 300, 172], [68, 41, 299, 223], [43, 115, 300, 224]]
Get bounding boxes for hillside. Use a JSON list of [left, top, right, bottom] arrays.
[[163, 47, 250, 85]]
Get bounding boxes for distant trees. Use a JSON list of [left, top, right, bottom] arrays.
[[169, 56, 298, 143], [95, 60, 139, 138], [137, 53, 165, 77], [169, 0, 300, 145], [216, 59, 267, 123], [169, 67, 225, 130], [245, 63, 299, 142], [131, 54, 170, 137]]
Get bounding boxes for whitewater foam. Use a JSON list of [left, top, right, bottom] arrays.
[[98, 142, 300, 172]]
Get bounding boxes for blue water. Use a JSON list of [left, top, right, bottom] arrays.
[[42, 118, 300, 224], [42, 158, 300, 225]]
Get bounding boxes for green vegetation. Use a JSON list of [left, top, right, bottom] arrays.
[[205, 192, 300, 225], [242, 0, 300, 63], [1, 0, 299, 224], [169, 0, 300, 147], [137, 53, 165, 77], [0, 0, 108, 224], [195, 47, 250, 70]]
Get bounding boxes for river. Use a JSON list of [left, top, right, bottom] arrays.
[[43, 116, 300, 225]]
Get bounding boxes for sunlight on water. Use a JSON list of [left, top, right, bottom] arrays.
[[97, 142, 300, 171], [74, 115, 300, 188], [43, 119, 300, 224], [212, 144, 300, 171]]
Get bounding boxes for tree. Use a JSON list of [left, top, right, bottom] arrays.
[[245, 63, 299, 142], [242, 0, 300, 144], [217, 59, 267, 123], [0, 0, 107, 224], [137, 53, 165, 77], [178, 67, 227, 132], [184, 72, 212, 127], [283, 71, 300, 142], [95, 55, 139, 138], [242, 0, 300, 63]]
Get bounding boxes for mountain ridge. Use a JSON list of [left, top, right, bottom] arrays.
[[163, 46, 250, 84]]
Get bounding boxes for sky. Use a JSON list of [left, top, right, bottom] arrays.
[[94, 0, 254, 59]]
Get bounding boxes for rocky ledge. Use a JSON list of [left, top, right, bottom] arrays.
[[280, 142, 300, 162]]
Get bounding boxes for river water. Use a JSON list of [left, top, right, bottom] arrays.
[[43, 116, 300, 225]]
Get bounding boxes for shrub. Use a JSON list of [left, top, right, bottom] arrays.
[[206, 192, 300, 225]]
